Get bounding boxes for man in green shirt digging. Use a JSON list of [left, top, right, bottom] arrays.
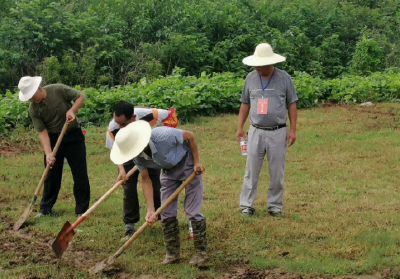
[[18, 76, 91, 217]]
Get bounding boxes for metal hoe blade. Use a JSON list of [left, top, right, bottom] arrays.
[[89, 254, 118, 274], [90, 246, 124, 274], [14, 122, 69, 231], [52, 221, 76, 258], [13, 196, 37, 231], [51, 167, 138, 258]]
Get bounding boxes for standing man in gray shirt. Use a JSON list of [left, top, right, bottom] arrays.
[[237, 43, 298, 216]]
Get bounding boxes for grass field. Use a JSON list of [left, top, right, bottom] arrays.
[[1, 104, 400, 279]]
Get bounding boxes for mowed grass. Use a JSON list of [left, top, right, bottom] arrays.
[[1, 103, 400, 278]]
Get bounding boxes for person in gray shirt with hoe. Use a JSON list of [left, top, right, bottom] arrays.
[[110, 121, 207, 266]]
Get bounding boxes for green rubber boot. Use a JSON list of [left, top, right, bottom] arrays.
[[161, 217, 180, 264], [189, 219, 208, 265]]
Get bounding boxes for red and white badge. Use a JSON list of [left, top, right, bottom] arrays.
[[257, 99, 268, 114]]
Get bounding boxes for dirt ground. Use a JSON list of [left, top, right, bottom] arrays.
[[0, 218, 99, 273], [0, 137, 37, 157], [0, 217, 391, 279]]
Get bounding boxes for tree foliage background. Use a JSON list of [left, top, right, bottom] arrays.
[[1, 0, 399, 92]]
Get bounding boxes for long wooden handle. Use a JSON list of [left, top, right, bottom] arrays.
[[33, 121, 69, 197], [122, 172, 196, 249], [79, 166, 139, 221], [154, 172, 196, 218], [90, 172, 198, 273]]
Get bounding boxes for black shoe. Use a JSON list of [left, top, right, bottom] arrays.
[[121, 228, 135, 242], [241, 209, 254, 216], [35, 213, 47, 218], [269, 211, 283, 217], [35, 211, 52, 218]]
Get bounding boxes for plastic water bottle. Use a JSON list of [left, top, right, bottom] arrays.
[[189, 221, 194, 239], [240, 137, 247, 156]]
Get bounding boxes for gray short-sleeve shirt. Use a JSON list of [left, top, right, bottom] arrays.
[[240, 68, 298, 127], [134, 127, 190, 171]]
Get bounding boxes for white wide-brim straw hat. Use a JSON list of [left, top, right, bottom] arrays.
[[18, 76, 42, 102], [110, 120, 152, 165], [243, 43, 286, 66]]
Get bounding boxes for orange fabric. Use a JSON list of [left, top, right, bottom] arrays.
[[162, 108, 179, 128], [107, 127, 115, 140], [149, 108, 159, 127]]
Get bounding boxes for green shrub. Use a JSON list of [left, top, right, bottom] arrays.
[[329, 71, 400, 103], [350, 36, 384, 75], [1, 70, 399, 135], [77, 70, 243, 124], [2, 0, 400, 93], [292, 72, 327, 108], [0, 91, 30, 135]]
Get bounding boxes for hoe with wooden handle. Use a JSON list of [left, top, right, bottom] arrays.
[[13, 121, 69, 231], [52, 166, 139, 258], [90, 172, 197, 274]]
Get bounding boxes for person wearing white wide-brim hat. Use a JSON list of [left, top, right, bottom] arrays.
[[106, 101, 179, 241], [237, 43, 299, 217], [110, 120, 208, 265], [17, 76, 90, 218]]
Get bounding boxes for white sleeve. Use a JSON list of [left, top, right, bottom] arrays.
[[157, 109, 169, 125], [105, 120, 119, 149], [105, 132, 114, 149], [134, 108, 152, 120]]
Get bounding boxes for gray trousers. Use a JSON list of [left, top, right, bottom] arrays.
[[160, 152, 205, 221], [240, 125, 287, 213]]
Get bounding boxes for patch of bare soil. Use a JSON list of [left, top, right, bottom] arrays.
[[216, 268, 319, 279], [321, 103, 398, 117], [0, 217, 396, 279], [0, 216, 158, 278], [319, 103, 400, 131], [0, 219, 102, 274], [210, 267, 393, 279], [343, 106, 397, 117], [0, 137, 37, 157]]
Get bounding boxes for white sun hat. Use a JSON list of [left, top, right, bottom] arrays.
[[18, 76, 42, 102], [242, 43, 286, 66], [110, 120, 152, 165]]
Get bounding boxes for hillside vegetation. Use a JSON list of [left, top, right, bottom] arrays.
[[1, 0, 399, 91]]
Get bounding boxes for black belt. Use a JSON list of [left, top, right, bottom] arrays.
[[49, 126, 81, 136], [252, 123, 286, 131]]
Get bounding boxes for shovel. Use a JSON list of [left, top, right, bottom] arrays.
[[90, 172, 197, 274], [52, 166, 138, 258], [13, 121, 69, 231]]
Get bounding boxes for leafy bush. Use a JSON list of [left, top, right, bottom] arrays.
[[292, 72, 328, 108], [1, 69, 399, 135], [1, 0, 400, 92], [77, 70, 243, 125], [0, 92, 30, 135], [350, 36, 384, 75], [328, 71, 400, 103]]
